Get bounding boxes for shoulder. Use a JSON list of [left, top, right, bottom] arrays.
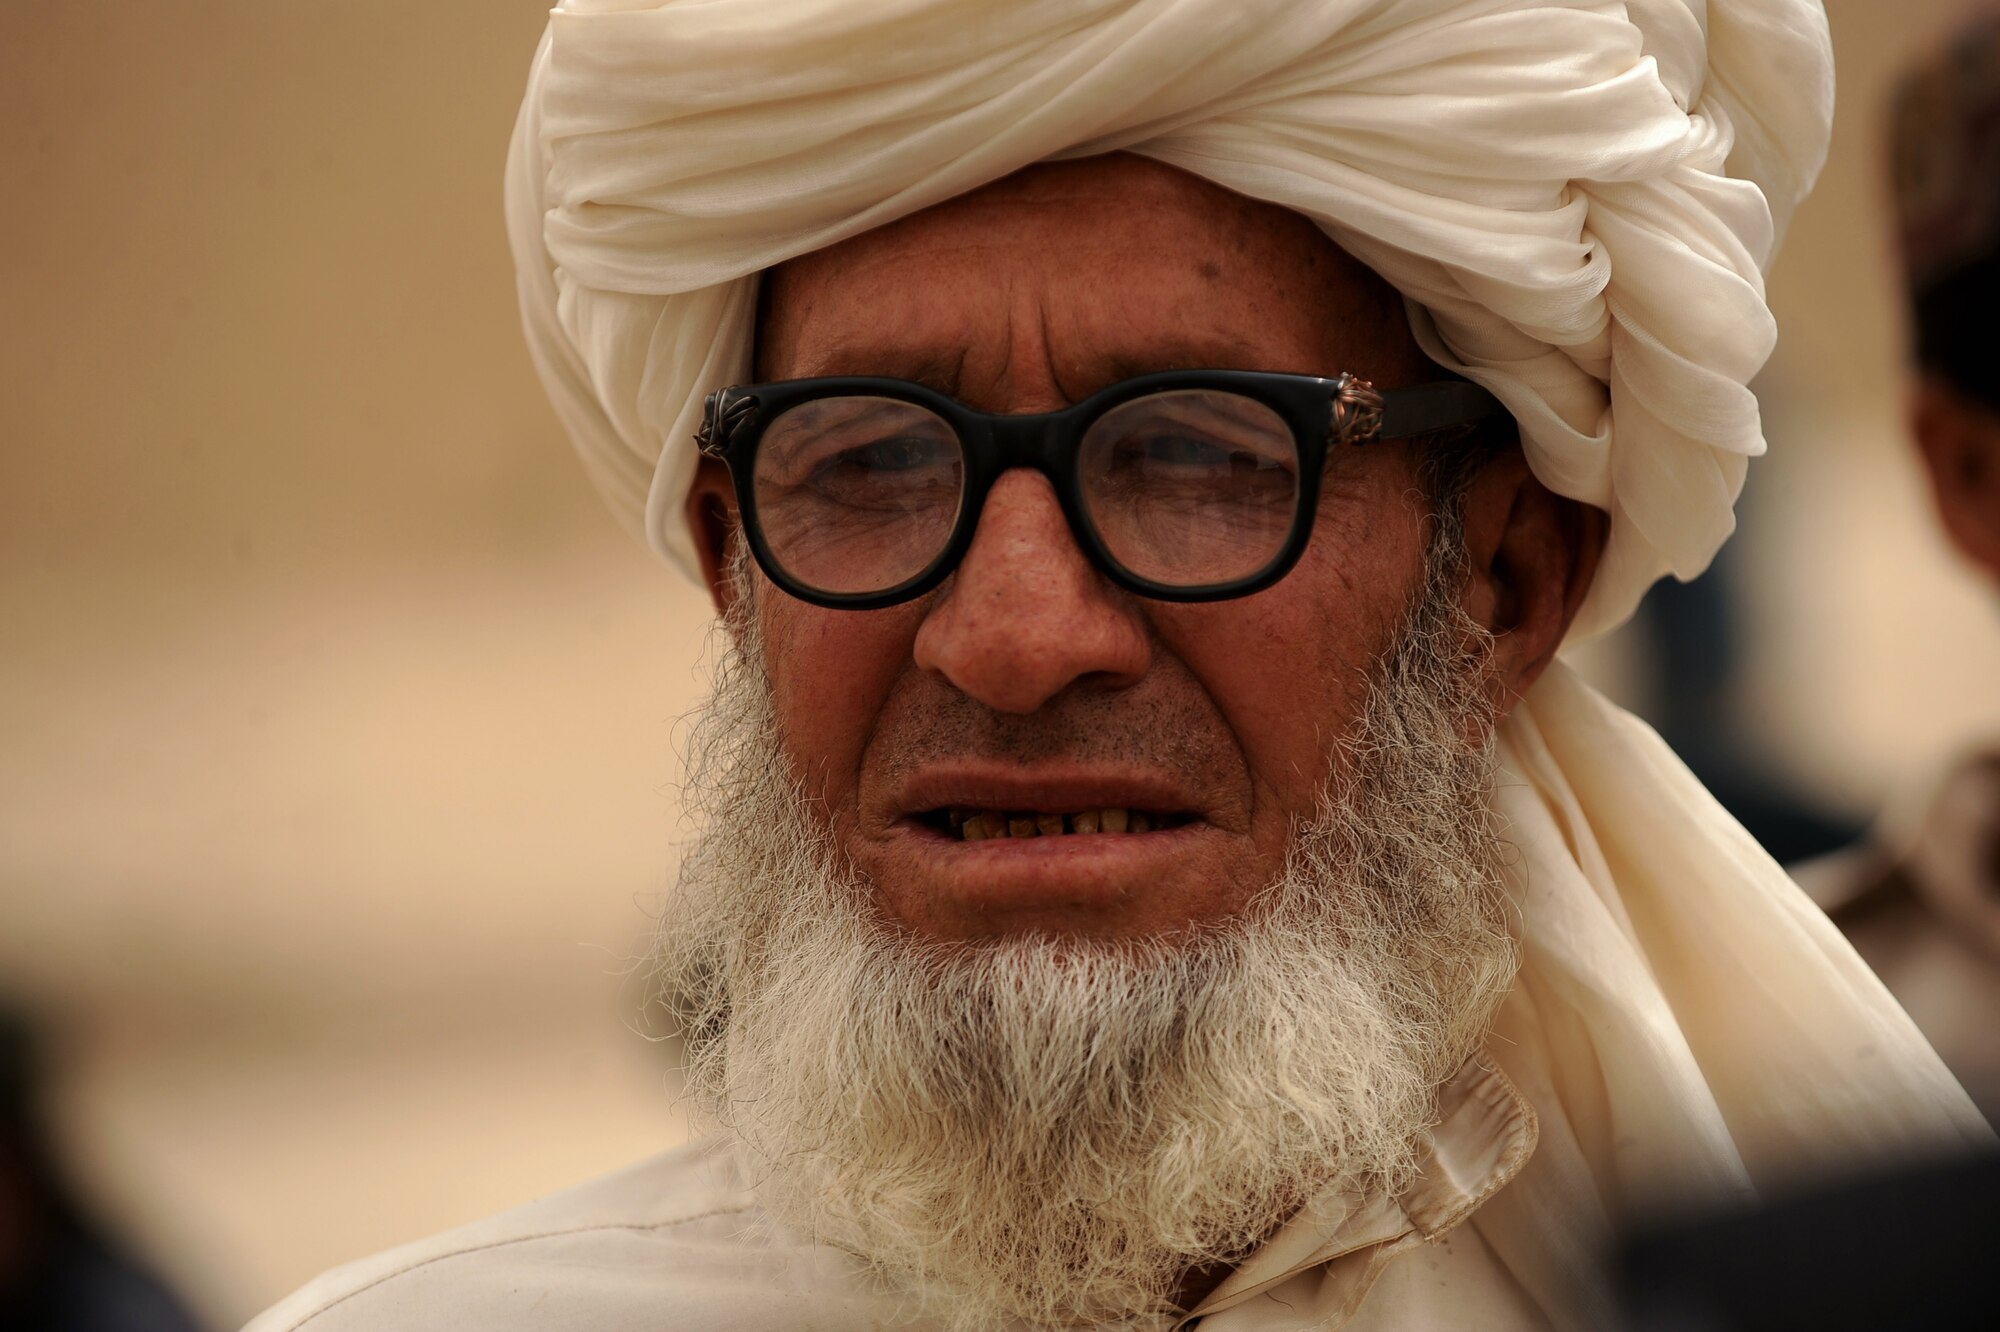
[[245, 1136, 864, 1332]]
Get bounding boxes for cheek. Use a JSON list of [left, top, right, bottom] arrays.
[[1160, 490, 1427, 814], [759, 591, 920, 808], [1156, 596, 1364, 820]]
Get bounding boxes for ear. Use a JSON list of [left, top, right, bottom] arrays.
[[1911, 374, 2000, 582], [1454, 445, 1607, 708], [684, 456, 743, 617]]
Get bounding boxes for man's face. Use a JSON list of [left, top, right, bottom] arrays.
[[740, 156, 1446, 942], [670, 155, 1591, 1325]]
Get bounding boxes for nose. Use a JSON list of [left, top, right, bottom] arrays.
[[912, 470, 1151, 714]]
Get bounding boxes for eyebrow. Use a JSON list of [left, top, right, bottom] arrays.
[[1049, 336, 1298, 403], [804, 343, 970, 397], [1093, 337, 1280, 383], [797, 333, 1293, 402]]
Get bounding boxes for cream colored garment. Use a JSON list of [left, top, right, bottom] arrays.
[[498, 0, 1994, 1316], [1472, 663, 1991, 1327], [247, 1061, 1545, 1332]]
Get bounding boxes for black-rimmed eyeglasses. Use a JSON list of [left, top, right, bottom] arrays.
[[696, 369, 1508, 610]]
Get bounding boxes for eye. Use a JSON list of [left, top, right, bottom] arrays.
[[828, 437, 946, 474], [800, 436, 957, 497], [756, 396, 963, 491], [784, 431, 963, 517], [1107, 432, 1290, 478], [1123, 434, 1234, 468]]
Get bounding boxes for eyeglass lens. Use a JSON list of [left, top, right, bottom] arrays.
[[1077, 390, 1298, 586], [750, 389, 1301, 597]]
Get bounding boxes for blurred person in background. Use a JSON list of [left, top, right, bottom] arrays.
[[1796, 8, 2000, 1116], [251, 2, 1991, 1330]]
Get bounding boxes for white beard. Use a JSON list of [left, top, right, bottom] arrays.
[[654, 543, 1517, 1329]]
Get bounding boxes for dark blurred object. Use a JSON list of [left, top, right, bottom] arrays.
[[0, 1008, 204, 1332], [1615, 1150, 2000, 1332], [1892, 11, 2000, 415], [1628, 537, 1865, 867]]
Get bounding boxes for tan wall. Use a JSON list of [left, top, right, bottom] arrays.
[[4, 1, 1998, 1327], [1, 5, 711, 1325]]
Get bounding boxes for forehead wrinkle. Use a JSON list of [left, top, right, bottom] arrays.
[[992, 288, 1301, 406], [797, 310, 1289, 408], [766, 160, 1430, 399], [794, 338, 969, 396], [1097, 335, 1288, 380]]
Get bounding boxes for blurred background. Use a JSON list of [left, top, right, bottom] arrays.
[[3, 1, 1997, 1327]]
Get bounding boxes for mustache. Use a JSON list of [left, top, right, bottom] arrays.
[[865, 672, 1241, 778]]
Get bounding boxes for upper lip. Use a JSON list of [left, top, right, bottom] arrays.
[[889, 763, 1207, 820]]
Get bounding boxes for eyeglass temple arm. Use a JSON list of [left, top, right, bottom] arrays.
[[1345, 376, 1508, 445]]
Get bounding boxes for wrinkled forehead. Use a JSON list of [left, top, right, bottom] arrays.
[[755, 154, 1431, 398]]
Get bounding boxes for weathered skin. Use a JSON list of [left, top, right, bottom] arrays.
[[687, 155, 1602, 942]]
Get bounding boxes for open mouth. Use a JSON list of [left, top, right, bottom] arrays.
[[915, 807, 1195, 841]]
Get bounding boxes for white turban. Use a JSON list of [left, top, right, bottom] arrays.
[[506, 1, 1990, 1318], [508, 0, 1836, 638]]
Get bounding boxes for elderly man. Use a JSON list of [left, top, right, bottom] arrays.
[[253, 2, 1989, 1330]]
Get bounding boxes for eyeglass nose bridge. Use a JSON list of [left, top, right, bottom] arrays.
[[950, 398, 1318, 606], [949, 404, 1120, 577]]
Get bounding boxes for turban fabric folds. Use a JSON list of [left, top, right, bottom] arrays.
[[507, 4, 1991, 1321], [508, 0, 1835, 638]]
